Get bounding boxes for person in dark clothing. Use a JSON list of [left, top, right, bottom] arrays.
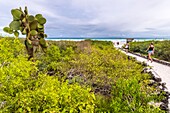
[[146, 42, 154, 63], [125, 43, 129, 53]]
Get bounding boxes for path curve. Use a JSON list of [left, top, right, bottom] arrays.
[[114, 44, 170, 90], [126, 52, 170, 90], [124, 51, 170, 111]]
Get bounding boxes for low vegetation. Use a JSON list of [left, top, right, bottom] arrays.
[[129, 40, 170, 62], [0, 37, 165, 112]]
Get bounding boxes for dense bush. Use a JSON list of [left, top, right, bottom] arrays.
[[0, 38, 95, 112], [0, 38, 164, 112], [129, 40, 170, 62]]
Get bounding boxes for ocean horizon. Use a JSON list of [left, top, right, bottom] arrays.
[[46, 37, 170, 42]]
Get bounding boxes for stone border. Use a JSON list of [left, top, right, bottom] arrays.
[[127, 50, 170, 67], [125, 50, 170, 112], [142, 67, 170, 112]]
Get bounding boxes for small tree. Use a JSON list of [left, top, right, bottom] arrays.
[[3, 6, 48, 60]]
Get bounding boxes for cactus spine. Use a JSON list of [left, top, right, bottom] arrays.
[[3, 6, 48, 60]]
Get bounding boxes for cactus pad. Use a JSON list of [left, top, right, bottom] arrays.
[[9, 21, 21, 30], [11, 9, 23, 21], [4, 6, 48, 60]]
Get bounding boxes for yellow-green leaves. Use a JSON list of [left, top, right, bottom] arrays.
[[0, 39, 165, 113]]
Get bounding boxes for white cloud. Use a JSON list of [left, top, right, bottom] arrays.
[[1, 0, 170, 37]]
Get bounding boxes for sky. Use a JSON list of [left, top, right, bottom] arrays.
[[1, 0, 170, 38]]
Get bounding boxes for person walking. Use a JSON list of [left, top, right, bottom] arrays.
[[125, 43, 129, 53], [146, 42, 154, 63]]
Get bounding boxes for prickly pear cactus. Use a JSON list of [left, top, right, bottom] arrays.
[[3, 6, 48, 60]]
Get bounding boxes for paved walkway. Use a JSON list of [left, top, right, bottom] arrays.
[[124, 51, 170, 111], [115, 45, 170, 90], [114, 42, 170, 110], [126, 52, 170, 90]]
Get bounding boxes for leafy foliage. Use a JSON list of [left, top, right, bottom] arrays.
[[129, 40, 170, 61], [0, 38, 165, 112]]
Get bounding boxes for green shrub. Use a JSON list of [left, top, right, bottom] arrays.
[[0, 38, 95, 113], [1, 75, 95, 113], [0, 38, 165, 112], [130, 40, 170, 61]]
